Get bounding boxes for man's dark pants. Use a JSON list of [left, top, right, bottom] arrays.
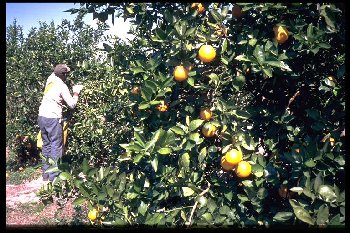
[[38, 116, 63, 181]]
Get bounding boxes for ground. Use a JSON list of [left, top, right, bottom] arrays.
[[6, 147, 89, 227]]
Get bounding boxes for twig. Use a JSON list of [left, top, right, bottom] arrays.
[[186, 181, 211, 227], [287, 90, 300, 109]]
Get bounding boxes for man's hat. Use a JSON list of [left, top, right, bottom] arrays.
[[54, 64, 70, 77]]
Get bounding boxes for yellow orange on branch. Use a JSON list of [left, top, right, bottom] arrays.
[[156, 101, 168, 112], [236, 161, 252, 178], [224, 149, 243, 166], [221, 156, 235, 171], [191, 3, 205, 14], [198, 45, 216, 63], [88, 208, 98, 221], [202, 122, 216, 138], [273, 25, 289, 44], [174, 65, 188, 82], [200, 108, 212, 121]]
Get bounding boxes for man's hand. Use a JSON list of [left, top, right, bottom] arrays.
[[72, 85, 84, 95]]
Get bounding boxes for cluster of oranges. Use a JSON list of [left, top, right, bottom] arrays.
[[221, 149, 252, 177]]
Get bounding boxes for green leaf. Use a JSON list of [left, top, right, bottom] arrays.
[[252, 164, 264, 178], [320, 6, 336, 30], [198, 147, 207, 164], [253, 45, 265, 65], [262, 68, 273, 78], [134, 131, 146, 148], [180, 152, 190, 169], [189, 119, 204, 131], [138, 102, 150, 110], [318, 42, 331, 49], [189, 132, 202, 144], [58, 172, 71, 181], [219, 205, 231, 215], [290, 187, 304, 194], [221, 38, 228, 54], [72, 197, 86, 206], [318, 185, 337, 203], [265, 61, 292, 71], [182, 187, 195, 197], [248, 38, 257, 46], [304, 159, 317, 168], [208, 73, 219, 82], [138, 201, 148, 216], [155, 28, 167, 40], [151, 157, 158, 172], [185, 27, 196, 37], [273, 212, 293, 222], [235, 54, 252, 62], [232, 110, 251, 119], [187, 77, 195, 86], [207, 198, 217, 213], [170, 126, 185, 135], [293, 206, 315, 225], [130, 66, 145, 74], [202, 213, 213, 223], [158, 147, 172, 155], [210, 10, 222, 23], [316, 204, 329, 225]]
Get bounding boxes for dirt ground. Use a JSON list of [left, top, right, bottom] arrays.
[[6, 147, 88, 227]]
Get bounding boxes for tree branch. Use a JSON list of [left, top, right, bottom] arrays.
[[185, 181, 211, 227]]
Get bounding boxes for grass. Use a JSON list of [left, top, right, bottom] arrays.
[[6, 148, 42, 185]]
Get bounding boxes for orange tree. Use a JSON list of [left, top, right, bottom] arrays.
[[51, 3, 345, 227], [6, 14, 108, 167]]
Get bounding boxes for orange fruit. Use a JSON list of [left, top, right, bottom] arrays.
[[131, 86, 141, 94], [200, 108, 212, 121], [156, 101, 168, 112], [191, 3, 205, 14], [88, 208, 98, 221], [221, 156, 235, 171], [202, 122, 216, 138], [198, 45, 216, 63], [232, 5, 243, 18], [235, 161, 252, 178], [273, 26, 289, 44], [294, 148, 300, 153], [224, 149, 243, 166], [329, 137, 335, 146], [174, 65, 188, 81]]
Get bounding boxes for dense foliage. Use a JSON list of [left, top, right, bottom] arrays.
[[6, 3, 345, 227]]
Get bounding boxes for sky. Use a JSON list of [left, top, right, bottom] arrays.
[[6, 3, 133, 43]]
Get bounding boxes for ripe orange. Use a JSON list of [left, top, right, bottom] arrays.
[[198, 45, 216, 63], [224, 149, 243, 166], [329, 137, 335, 146], [88, 208, 98, 221], [221, 156, 235, 171], [232, 5, 243, 18], [174, 65, 188, 81], [191, 3, 205, 14], [202, 122, 216, 138], [131, 86, 141, 94], [273, 26, 289, 44], [157, 101, 168, 112], [235, 161, 252, 178], [200, 108, 212, 121]]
